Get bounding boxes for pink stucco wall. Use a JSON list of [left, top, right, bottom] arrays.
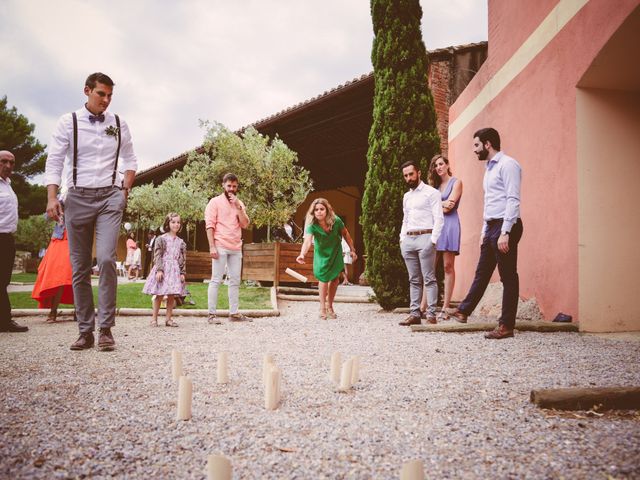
[[448, 0, 639, 319]]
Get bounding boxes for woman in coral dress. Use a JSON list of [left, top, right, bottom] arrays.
[[32, 217, 73, 322]]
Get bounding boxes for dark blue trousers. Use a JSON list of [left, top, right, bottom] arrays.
[[458, 219, 523, 328], [0, 233, 15, 326]]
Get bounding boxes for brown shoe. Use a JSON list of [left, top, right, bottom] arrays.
[[451, 310, 468, 323], [425, 316, 437, 325], [70, 332, 94, 350], [229, 313, 253, 322], [484, 324, 514, 339], [207, 314, 222, 325], [98, 328, 115, 351], [399, 315, 421, 326]]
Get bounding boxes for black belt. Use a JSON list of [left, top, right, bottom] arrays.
[[406, 229, 432, 236]]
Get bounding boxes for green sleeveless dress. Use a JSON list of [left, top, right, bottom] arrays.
[[306, 216, 345, 282]]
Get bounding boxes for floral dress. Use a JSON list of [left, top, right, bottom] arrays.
[[142, 234, 186, 296]]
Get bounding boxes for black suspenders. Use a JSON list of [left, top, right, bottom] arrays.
[[71, 112, 121, 188]]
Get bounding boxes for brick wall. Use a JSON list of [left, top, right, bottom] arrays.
[[428, 59, 452, 155]]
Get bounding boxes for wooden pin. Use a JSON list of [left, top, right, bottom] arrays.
[[176, 375, 192, 421], [338, 358, 353, 391], [400, 459, 424, 480], [265, 366, 281, 410], [217, 352, 229, 384], [350, 356, 360, 384], [206, 453, 232, 480], [171, 350, 183, 382], [263, 354, 275, 385], [330, 352, 342, 384]]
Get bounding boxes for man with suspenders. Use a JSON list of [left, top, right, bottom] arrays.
[[45, 72, 138, 351]]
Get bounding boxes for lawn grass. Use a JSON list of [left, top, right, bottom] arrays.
[[9, 282, 271, 310], [10, 272, 38, 284]]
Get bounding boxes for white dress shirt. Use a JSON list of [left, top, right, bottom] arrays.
[[482, 151, 522, 235], [400, 181, 444, 244], [0, 177, 18, 233], [44, 107, 138, 188]]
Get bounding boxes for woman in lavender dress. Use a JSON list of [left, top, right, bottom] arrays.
[[143, 213, 186, 327], [422, 154, 463, 320]]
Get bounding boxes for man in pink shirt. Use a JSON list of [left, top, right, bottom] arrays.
[[205, 173, 251, 323]]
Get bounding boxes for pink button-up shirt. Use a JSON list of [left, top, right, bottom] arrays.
[[204, 194, 244, 251]]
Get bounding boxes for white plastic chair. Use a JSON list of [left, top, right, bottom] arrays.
[[115, 261, 126, 277]]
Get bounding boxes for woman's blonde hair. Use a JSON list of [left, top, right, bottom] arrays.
[[305, 198, 336, 229]]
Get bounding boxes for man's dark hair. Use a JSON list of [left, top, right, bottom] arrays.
[[400, 161, 420, 171], [85, 72, 115, 89], [473, 127, 501, 151], [222, 173, 238, 183]]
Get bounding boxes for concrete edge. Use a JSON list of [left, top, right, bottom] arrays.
[[411, 321, 579, 333], [12, 308, 280, 318], [276, 294, 373, 304]]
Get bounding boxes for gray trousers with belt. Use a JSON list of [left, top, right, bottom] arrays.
[[65, 186, 125, 333], [401, 233, 437, 318]]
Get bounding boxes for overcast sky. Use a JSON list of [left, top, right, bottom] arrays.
[[1, 0, 487, 176]]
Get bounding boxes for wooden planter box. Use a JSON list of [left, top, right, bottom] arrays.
[[242, 242, 317, 286], [185, 251, 213, 281]]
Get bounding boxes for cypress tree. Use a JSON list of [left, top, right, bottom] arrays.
[[362, 0, 440, 310]]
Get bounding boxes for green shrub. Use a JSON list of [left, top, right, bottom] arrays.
[[362, 0, 440, 310]]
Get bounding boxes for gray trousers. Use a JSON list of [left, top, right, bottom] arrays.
[[401, 233, 437, 318], [208, 248, 242, 315], [65, 186, 125, 333]]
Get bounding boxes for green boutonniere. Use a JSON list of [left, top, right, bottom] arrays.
[[105, 125, 120, 138]]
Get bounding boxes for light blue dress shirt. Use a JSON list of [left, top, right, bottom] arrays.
[[482, 151, 522, 235]]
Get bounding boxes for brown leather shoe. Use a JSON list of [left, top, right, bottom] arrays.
[[399, 315, 421, 326], [229, 313, 252, 322], [0, 320, 29, 332], [98, 328, 115, 351], [70, 332, 94, 350], [425, 316, 437, 325], [484, 324, 514, 339], [451, 310, 468, 323]]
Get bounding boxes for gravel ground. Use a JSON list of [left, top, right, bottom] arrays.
[[1, 301, 639, 479]]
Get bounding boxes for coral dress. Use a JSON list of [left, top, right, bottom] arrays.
[[306, 216, 345, 282], [142, 234, 187, 296], [31, 229, 74, 308]]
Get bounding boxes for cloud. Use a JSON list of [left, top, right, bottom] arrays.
[[0, 0, 486, 173]]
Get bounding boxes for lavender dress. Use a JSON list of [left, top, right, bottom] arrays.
[[436, 177, 461, 255], [143, 234, 187, 296]]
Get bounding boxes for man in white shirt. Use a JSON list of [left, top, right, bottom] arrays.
[[45, 73, 138, 351], [0, 151, 28, 332], [399, 161, 444, 326]]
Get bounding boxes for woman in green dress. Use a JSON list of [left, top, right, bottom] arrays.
[[296, 198, 357, 319]]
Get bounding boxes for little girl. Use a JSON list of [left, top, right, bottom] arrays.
[[143, 212, 187, 327]]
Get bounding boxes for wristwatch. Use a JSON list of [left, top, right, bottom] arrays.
[[502, 231, 510, 236]]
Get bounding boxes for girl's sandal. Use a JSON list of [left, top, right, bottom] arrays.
[[165, 320, 179, 327], [319, 309, 327, 320], [437, 311, 450, 322], [46, 311, 57, 323], [327, 309, 337, 319], [149, 318, 158, 327]]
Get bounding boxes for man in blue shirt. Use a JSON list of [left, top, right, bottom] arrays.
[[452, 128, 523, 339]]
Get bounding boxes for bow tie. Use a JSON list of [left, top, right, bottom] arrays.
[[89, 114, 105, 124]]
